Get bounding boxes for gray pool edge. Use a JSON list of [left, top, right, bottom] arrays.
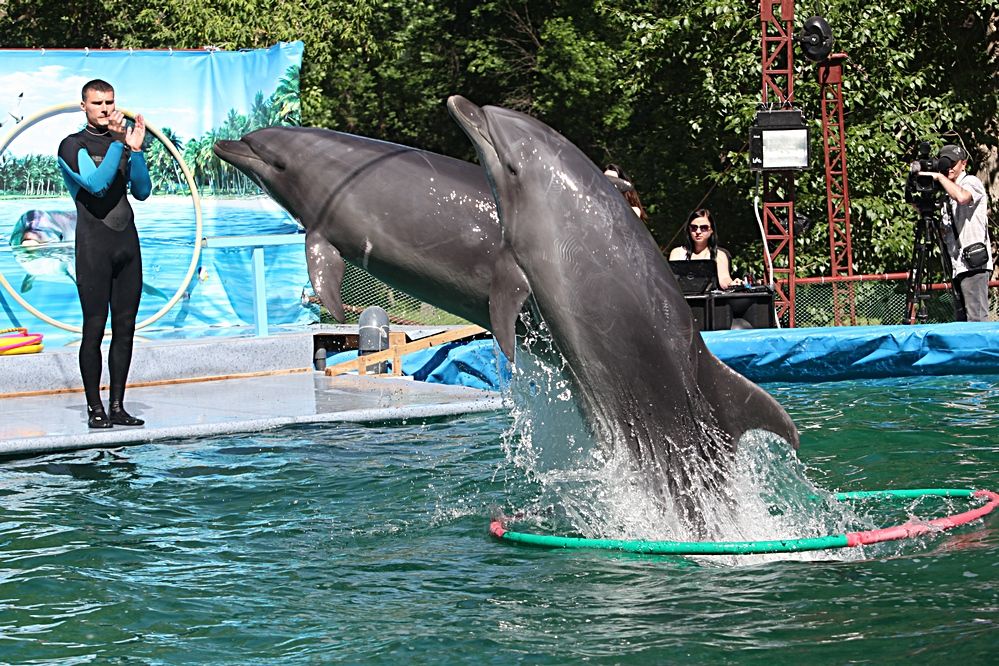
[[0, 396, 506, 458], [0, 326, 507, 458]]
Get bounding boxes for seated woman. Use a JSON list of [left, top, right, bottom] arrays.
[[668, 208, 743, 289]]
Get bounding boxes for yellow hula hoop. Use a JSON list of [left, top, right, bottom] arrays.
[[0, 102, 203, 333]]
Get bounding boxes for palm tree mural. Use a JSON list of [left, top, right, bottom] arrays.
[[145, 127, 185, 194], [0, 64, 301, 197]]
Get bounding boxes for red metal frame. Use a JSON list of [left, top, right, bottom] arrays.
[[759, 0, 797, 325], [818, 53, 857, 325]]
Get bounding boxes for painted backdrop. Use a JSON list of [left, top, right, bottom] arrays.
[[0, 42, 313, 346]]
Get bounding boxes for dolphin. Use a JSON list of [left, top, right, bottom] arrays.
[[447, 95, 798, 528], [9, 209, 77, 291], [212, 127, 500, 327]]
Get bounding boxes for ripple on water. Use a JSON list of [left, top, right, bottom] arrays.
[[0, 378, 996, 663]]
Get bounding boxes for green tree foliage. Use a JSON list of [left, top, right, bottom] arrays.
[[2, 0, 995, 276]]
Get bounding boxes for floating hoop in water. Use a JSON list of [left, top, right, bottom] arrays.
[[489, 488, 999, 555]]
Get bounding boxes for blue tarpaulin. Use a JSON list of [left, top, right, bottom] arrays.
[[703, 322, 999, 382], [328, 322, 999, 389]]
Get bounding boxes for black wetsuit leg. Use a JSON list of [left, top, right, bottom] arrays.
[[108, 226, 142, 404], [76, 220, 142, 407]]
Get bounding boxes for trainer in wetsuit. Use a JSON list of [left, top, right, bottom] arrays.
[[58, 79, 151, 429]]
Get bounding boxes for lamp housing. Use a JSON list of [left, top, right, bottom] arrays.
[[749, 109, 809, 172]]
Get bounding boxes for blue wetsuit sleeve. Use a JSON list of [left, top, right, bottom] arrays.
[[129, 152, 152, 201], [57, 141, 126, 197]]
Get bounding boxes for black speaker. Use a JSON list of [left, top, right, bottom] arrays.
[[726, 292, 776, 329]]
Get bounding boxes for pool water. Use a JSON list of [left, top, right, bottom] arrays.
[[0, 375, 996, 663]]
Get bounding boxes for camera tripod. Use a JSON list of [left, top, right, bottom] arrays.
[[903, 208, 961, 324]]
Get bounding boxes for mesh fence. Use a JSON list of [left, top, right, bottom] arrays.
[[317, 263, 470, 326], [316, 266, 996, 329], [789, 280, 998, 327]]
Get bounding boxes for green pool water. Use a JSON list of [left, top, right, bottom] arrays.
[[0, 375, 996, 663]]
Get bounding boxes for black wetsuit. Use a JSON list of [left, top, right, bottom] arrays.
[[58, 129, 151, 408]]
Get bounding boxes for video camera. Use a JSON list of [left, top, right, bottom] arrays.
[[905, 141, 952, 211]]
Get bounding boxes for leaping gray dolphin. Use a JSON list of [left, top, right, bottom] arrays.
[[213, 127, 500, 327], [213, 123, 798, 524], [447, 95, 798, 529]]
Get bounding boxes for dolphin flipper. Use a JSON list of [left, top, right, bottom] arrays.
[[305, 229, 346, 323], [489, 246, 531, 361], [20, 275, 34, 292], [695, 346, 799, 449]]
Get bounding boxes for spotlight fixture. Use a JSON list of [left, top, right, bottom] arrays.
[[749, 109, 809, 172]]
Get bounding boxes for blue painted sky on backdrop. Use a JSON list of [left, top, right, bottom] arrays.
[[0, 41, 303, 157]]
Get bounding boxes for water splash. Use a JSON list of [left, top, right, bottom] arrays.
[[500, 319, 872, 561]]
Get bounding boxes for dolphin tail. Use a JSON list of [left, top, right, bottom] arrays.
[[141, 281, 170, 300], [488, 246, 532, 361], [305, 229, 347, 323], [695, 344, 800, 450]]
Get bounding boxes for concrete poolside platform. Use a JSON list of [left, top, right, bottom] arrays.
[[4, 320, 999, 458], [0, 326, 504, 458]]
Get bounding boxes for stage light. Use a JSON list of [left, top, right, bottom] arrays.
[[749, 109, 809, 172]]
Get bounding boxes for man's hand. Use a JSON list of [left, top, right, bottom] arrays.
[[107, 111, 146, 152], [107, 110, 128, 143], [125, 114, 146, 152]]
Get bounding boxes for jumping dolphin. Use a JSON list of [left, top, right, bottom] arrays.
[[447, 96, 798, 527], [212, 127, 500, 327], [212, 124, 798, 516]]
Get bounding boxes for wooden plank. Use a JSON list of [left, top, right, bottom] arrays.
[[325, 326, 488, 377]]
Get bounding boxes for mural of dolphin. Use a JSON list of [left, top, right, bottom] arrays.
[[447, 95, 798, 529], [212, 127, 500, 327], [8, 209, 173, 303], [8, 209, 78, 291]]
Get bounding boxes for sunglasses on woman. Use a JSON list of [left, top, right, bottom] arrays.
[[689, 224, 711, 233]]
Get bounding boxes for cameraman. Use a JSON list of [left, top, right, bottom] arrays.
[[921, 144, 992, 321]]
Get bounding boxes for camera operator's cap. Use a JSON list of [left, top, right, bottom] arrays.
[[938, 144, 969, 162]]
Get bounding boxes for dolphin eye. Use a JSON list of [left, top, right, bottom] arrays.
[[505, 162, 517, 176]]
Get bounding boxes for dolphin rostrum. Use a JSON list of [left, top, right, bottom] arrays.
[[447, 95, 798, 529], [213, 127, 500, 328]]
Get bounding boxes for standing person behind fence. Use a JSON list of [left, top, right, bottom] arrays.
[[58, 79, 151, 428], [922, 144, 992, 321], [603, 163, 649, 224], [668, 208, 743, 289]]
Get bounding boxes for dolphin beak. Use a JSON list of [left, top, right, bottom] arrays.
[[447, 95, 502, 183], [213, 139, 259, 167], [447, 96, 493, 154]]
